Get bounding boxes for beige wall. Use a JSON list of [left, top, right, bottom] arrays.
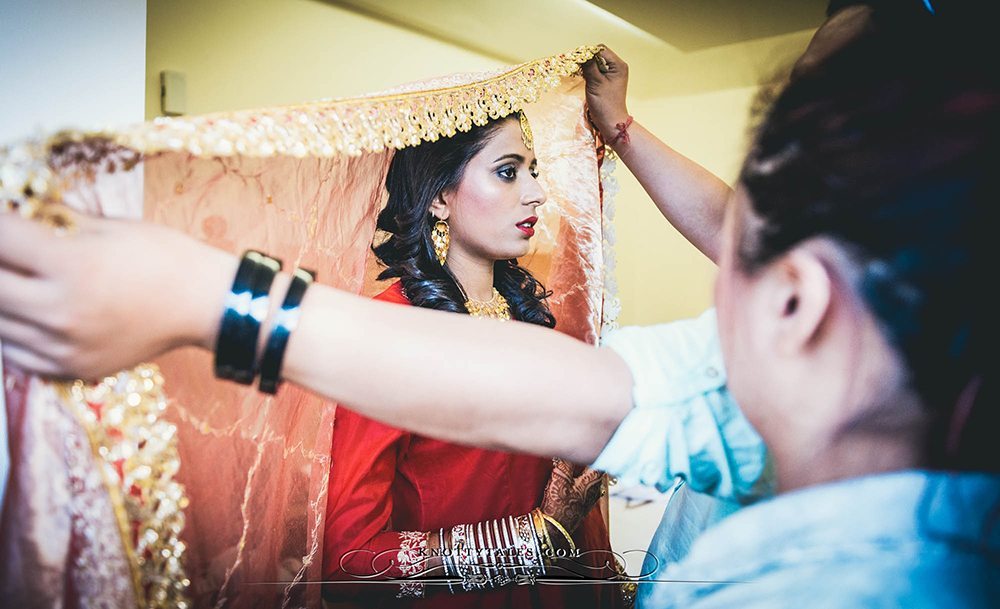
[[146, 0, 789, 328], [145, 0, 504, 118], [614, 86, 761, 326]]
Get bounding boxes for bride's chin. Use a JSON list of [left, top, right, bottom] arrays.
[[511, 244, 532, 259], [485, 244, 530, 261]]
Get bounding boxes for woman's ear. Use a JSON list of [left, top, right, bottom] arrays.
[[772, 246, 833, 356], [429, 194, 449, 221]]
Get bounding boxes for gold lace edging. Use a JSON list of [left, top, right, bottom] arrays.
[[599, 154, 622, 339], [58, 365, 191, 609], [0, 134, 142, 226], [2, 45, 601, 205], [114, 45, 603, 159]]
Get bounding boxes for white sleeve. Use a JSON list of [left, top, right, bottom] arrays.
[[591, 309, 772, 503]]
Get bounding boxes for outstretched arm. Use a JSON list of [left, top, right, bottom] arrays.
[[0, 211, 632, 464], [0, 210, 769, 501], [283, 280, 632, 463], [584, 47, 732, 263]]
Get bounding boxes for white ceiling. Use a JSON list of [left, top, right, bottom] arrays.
[[322, 0, 823, 97], [589, 0, 827, 51]]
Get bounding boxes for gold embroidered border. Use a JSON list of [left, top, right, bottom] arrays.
[[112, 45, 602, 158], [2, 45, 601, 207], [58, 366, 191, 609]]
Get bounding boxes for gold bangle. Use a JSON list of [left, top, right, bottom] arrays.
[[540, 513, 576, 554], [530, 508, 552, 561], [531, 508, 553, 563], [541, 513, 555, 563]]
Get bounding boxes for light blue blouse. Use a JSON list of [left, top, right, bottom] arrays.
[[592, 308, 770, 503], [591, 309, 1000, 607], [592, 309, 769, 607], [641, 471, 1000, 608]]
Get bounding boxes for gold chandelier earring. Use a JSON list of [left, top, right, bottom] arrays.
[[431, 219, 450, 266]]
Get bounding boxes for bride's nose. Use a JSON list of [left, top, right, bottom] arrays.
[[523, 178, 547, 208]]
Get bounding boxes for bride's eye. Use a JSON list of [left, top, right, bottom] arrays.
[[497, 166, 517, 181]]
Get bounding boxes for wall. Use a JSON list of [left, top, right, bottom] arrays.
[[0, 0, 147, 141], [144, 0, 504, 119], [614, 85, 762, 326]]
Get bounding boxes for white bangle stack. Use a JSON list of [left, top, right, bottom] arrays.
[[444, 512, 546, 593]]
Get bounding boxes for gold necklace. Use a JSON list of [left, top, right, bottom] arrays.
[[465, 288, 511, 320]]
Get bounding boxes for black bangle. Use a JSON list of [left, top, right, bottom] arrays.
[[215, 250, 282, 385], [258, 267, 315, 395]]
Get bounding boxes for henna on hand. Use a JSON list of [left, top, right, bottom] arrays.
[[540, 458, 606, 534]]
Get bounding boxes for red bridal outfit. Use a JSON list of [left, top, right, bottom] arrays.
[[1, 45, 621, 608], [322, 283, 622, 608]]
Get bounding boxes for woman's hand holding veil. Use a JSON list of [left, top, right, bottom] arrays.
[[582, 46, 631, 142], [0, 207, 233, 379]]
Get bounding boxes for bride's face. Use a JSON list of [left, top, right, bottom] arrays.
[[440, 119, 547, 262]]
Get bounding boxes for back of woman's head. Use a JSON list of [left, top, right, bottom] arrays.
[[739, 16, 998, 470], [373, 117, 555, 328]]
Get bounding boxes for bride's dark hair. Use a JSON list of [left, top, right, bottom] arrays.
[[372, 116, 556, 328]]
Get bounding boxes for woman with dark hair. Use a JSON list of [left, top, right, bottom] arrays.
[[589, 17, 999, 606], [320, 114, 622, 607], [1, 13, 997, 608]]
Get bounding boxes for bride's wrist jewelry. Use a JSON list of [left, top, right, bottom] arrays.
[[540, 512, 576, 555], [444, 513, 546, 593], [531, 508, 554, 562]]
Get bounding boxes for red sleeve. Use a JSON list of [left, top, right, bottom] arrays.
[[322, 403, 430, 601], [324, 282, 431, 600], [371, 281, 410, 305]]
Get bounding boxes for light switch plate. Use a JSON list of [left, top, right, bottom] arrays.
[[160, 70, 186, 116]]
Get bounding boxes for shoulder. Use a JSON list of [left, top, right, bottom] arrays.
[[600, 308, 726, 404], [602, 309, 718, 361], [373, 281, 411, 305]]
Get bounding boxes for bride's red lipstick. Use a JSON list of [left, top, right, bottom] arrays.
[[516, 216, 538, 237]]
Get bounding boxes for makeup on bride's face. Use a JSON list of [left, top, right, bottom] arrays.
[[444, 120, 547, 262]]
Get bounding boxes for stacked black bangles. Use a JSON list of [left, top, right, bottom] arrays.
[[214, 250, 315, 394]]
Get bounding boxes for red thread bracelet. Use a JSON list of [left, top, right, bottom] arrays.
[[608, 115, 634, 147]]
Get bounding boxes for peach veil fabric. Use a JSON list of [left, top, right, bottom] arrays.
[[0, 45, 617, 608]]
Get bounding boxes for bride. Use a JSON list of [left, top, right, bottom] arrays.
[[322, 112, 623, 607]]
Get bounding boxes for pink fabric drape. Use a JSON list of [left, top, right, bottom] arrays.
[[1, 48, 608, 609]]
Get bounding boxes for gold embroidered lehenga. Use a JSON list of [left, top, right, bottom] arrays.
[[0, 45, 622, 609]]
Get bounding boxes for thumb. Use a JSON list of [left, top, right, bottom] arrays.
[[596, 47, 626, 74], [582, 58, 608, 86]]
